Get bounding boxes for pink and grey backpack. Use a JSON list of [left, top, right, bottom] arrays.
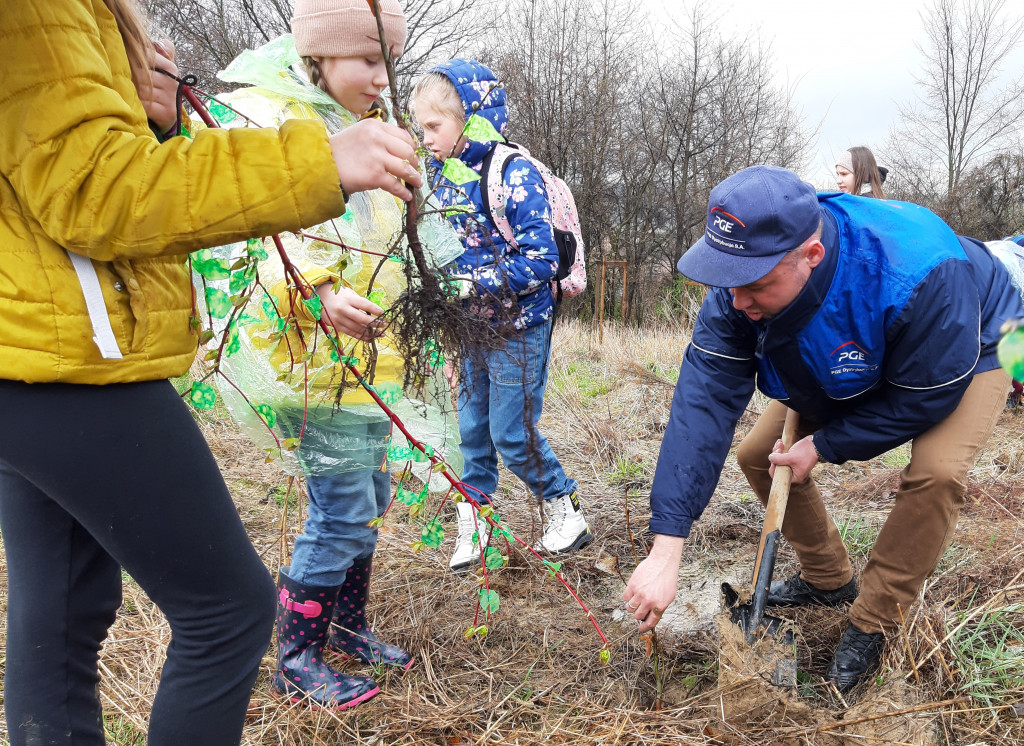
[[480, 142, 587, 302]]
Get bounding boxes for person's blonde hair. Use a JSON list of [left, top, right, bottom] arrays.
[[103, 0, 155, 96], [412, 73, 465, 125]]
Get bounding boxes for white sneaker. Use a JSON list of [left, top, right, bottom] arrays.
[[536, 493, 594, 554], [449, 501, 483, 573]]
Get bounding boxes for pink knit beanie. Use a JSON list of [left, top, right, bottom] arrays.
[[292, 0, 407, 59]]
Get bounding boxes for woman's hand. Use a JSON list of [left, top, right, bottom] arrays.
[[139, 41, 180, 133], [316, 284, 384, 341]]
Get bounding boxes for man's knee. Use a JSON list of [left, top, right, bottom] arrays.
[[736, 432, 771, 475]]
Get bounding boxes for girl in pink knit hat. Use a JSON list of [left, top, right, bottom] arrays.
[[204, 0, 460, 712]]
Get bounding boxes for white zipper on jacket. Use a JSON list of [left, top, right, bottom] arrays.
[[66, 250, 123, 360]]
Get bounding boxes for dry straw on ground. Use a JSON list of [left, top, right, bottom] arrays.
[[0, 320, 1021, 744]]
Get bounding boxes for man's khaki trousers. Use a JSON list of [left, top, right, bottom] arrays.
[[736, 369, 1009, 633]]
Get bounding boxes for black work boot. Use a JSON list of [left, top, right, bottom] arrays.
[[272, 567, 379, 710], [766, 571, 859, 608], [828, 623, 885, 693], [327, 556, 414, 669]]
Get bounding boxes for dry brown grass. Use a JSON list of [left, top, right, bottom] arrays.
[[1, 319, 1022, 744]]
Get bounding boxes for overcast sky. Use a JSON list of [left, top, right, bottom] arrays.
[[655, 0, 1024, 189]]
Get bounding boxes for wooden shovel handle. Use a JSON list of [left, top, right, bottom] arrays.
[[751, 408, 800, 586]]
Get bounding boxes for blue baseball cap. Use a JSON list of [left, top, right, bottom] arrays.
[[677, 166, 821, 288]]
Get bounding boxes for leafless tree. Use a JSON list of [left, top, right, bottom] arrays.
[[885, 0, 1024, 213], [146, 0, 495, 95]]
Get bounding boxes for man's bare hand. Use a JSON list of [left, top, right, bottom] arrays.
[[622, 534, 685, 633], [316, 284, 384, 341], [768, 434, 818, 483], [331, 120, 423, 202], [139, 41, 180, 133]]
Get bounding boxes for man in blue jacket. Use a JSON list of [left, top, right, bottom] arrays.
[[622, 166, 1020, 692]]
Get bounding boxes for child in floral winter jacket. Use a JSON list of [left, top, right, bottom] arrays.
[[412, 59, 593, 571]]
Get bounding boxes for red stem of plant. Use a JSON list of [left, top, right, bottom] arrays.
[[186, 84, 609, 650]]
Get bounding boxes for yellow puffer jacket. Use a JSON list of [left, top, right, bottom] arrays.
[[0, 1, 344, 384]]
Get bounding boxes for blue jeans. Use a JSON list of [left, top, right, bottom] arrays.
[[290, 466, 391, 587], [458, 320, 577, 503]]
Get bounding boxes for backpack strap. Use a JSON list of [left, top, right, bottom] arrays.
[[480, 142, 520, 246]]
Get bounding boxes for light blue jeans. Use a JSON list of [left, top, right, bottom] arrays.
[[279, 411, 392, 588], [458, 320, 577, 504]]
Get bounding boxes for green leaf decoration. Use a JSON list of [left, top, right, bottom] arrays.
[[238, 310, 262, 327], [253, 404, 277, 428], [443, 204, 473, 218], [441, 158, 481, 185], [246, 238, 268, 260], [484, 547, 506, 570], [204, 287, 232, 319], [207, 101, 237, 124], [192, 250, 231, 281], [367, 290, 386, 306], [542, 559, 562, 577], [260, 295, 279, 320], [229, 264, 257, 294], [224, 322, 241, 357], [301, 295, 323, 320], [387, 253, 405, 263], [396, 487, 420, 506], [464, 114, 503, 144], [387, 444, 414, 461], [478, 588, 500, 614], [372, 382, 403, 406], [328, 347, 359, 365], [188, 381, 217, 410], [421, 519, 445, 548]]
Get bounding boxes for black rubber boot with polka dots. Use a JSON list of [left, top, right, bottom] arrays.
[[271, 567, 379, 710], [327, 556, 414, 670]]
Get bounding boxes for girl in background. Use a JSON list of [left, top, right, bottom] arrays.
[[836, 145, 887, 198]]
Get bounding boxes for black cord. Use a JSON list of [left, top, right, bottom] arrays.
[[153, 68, 198, 139]]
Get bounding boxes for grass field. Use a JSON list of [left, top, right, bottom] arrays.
[[1, 319, 1021, 744]]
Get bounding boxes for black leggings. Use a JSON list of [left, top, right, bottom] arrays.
[[0, 379, 276, 746]]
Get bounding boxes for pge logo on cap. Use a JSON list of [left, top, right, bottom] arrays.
[[707, 207, 747, 252]]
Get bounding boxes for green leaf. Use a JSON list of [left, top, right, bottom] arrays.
[[260, 295, 279, 320], [282, 437, 301, 451], [191, 249, 230, 280], [246, 238, 268, 260], [441, 158, 481, 185], [224, 322, 241, 356], [188, 381, 217, 410], [484, 547, 506, 570], [387, 444, 414, 461], [600, 648, 611, 665], [396, 487, 420, 506], [478, 588, 500, 614], [542, 559, 562, 577], [207, 101, 237, 124], [328, 347, 359, 365], [253, 403, 276, 428], [464, 114, 503, 144], [367, 289, 386, 306], [229, 264, 257, 294], [204, 287, 232, 319], [421, 519, 445, 548], [301, 295, 323, 320], [372, 382, 403, 406]]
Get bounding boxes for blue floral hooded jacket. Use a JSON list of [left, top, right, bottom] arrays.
[[427, 59, 559, 330]]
